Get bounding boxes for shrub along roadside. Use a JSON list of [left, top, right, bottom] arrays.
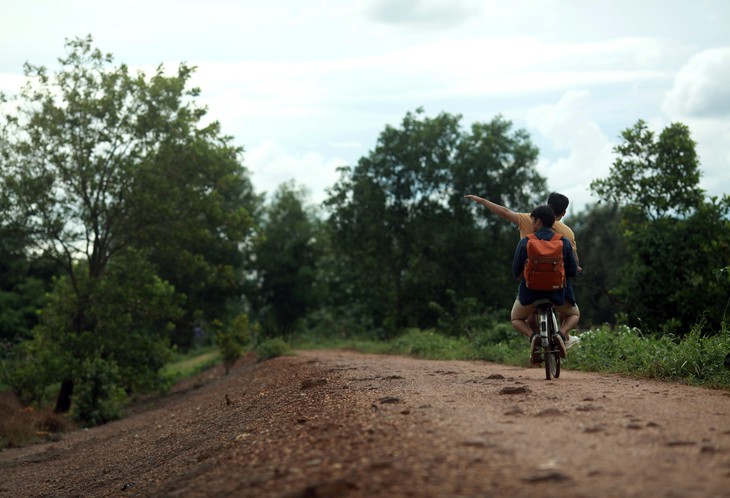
[[567, 323, 730, 388], [1, 346, 220, 449], [3, 321, 727, 449], [294, 322, 730, 389], [254, 338, 293, 362], [0, 391, 75, 449]]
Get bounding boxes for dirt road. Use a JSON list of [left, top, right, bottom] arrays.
[[2, 350, 729, 497]]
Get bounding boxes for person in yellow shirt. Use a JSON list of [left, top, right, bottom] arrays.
[[464, 192, 578, 266]]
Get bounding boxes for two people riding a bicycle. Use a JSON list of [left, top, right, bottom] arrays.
[[464, 193, 581, 365], [510, 205, 580, 363]]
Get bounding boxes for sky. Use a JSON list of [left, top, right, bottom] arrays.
[[2, 0, 729, 214]]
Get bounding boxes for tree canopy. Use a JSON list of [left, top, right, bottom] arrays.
[[0, 36, 258, 421], [325, 109, 546, 336], [590, 119, 703, 220], [588, 119, 730, 333]]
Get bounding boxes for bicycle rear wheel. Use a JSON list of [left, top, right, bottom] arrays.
[[542, 307, 561, 380], [544, 348, 558, 380]]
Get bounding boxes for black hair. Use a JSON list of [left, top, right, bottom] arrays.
[[531, 205, 556, 228], [547, 192, 569, 217]]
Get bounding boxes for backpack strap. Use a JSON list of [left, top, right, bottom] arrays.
[[527, 232, 562, 241]]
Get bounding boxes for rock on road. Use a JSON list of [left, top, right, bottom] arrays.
[[2, 350, 729, 497]]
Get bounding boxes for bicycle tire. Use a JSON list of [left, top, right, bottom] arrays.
[[541, 307, 554, 380], [542, 307, 560, 380], [544, 349, 558, 380], [552, 307, 561, 378]]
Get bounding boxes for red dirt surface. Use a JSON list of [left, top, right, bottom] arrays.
[[2, 350, 730, 497]]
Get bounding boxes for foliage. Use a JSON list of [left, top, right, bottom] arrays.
[[0, 35, 258, 417], [616, 198, 730, 333], [248, 182, 322, 338], [295, 319, 729, 389], [590, 119, 703, 219], [301, 303, 378, 342], [215, 313, 252, 374], [164, 347, 220, 381], [1, 332, 67, 407], [5, 250, 182, 423], [588, 120, 730, 334], [428, 289, 499, 337], [387, 328, 471, 360], [569, 323, 730, 387], [132, 134, 262, 348], [254, 337, 292, 362], [0, 223, 62, 345], [324, 108, 545, 337], [71, 357, 127, 426], [571, 203, 629, 326]]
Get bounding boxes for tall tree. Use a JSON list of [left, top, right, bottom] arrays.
[[590, 119, 703, 219], [128, 130, 262, 347], [589, 120, 730, 333], [571, 203, 628, 326], [325, 109, 545, 336], [249, 182, 322, 338], [0, 36, 257, 416]]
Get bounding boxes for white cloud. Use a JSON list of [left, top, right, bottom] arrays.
[[1, 0, 729, 210], [686, 120, 730, 199], [246, 140, 348, 205], [663, 47, 730, 118], [662, 48, 730, 201], [366, 0, 480, 28], [526, 91, 614, 212]]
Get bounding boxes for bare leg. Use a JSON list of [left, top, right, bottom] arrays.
[[560, 314, 579, 337], [511, 319, 533, 338]]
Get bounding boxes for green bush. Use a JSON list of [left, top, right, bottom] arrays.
[[295, 318, 729, 389], [255, 338, 292, 362], [568, 323, 730, 387], [215, 313, 253, 374], [428, 291, 499, 338], [71, 357, 127, 426], [387, 329, 469, 360]]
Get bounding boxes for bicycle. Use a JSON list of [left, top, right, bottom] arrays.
[[533, 298, 561, 380]]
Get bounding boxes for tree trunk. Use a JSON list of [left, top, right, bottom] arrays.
[[54, 379, 74, 413]]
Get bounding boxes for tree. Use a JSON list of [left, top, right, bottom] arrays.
[[128, 129, 262, 348], [0, 233, 62, 345], [325, 109, 545, 336], [590, 120, 703, 219], [0, 36, 257, 415], [571, 204, 628, 326], [589, 120, 730, 333], [249, 182, 322, 338]]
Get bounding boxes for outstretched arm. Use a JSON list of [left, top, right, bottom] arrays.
[[464, 195, 519, 225]]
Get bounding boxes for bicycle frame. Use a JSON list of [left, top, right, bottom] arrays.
[[534, 298, 561, 380]]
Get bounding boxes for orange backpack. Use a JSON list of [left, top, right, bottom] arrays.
[[523, 233, 566, 291]]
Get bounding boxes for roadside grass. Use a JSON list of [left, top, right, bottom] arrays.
[[4, 321, 727, 449], [295, 322, 730, 389], [164, 346, 221, 381], [567, 323, 730, 388]]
